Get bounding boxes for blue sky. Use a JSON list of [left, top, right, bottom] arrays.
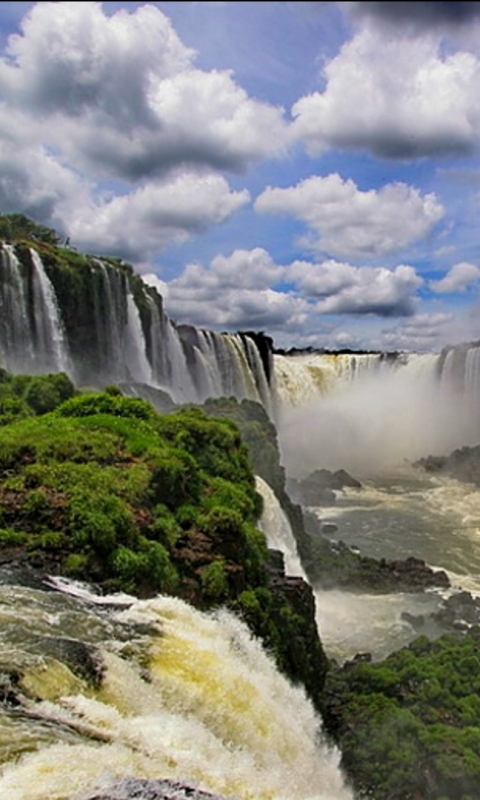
[[0, 1, 480, 352]]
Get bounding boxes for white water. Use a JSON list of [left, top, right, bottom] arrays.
[[0, 584, 353, 800], [124, 293, 153, 384], [275, 351, 480, 477], [272, 349, 480, 662], [255, 475, 306, 579], [29, 249, 70, 374]]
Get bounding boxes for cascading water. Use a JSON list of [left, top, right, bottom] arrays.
[[28, 249, 70, 374], [0, 243, 275, 409], [0, 245, 70, 375], [0, 244, 33, 373], [255, 475, 306, 579], [275, 349, 480, 476], [0, 580, 353, 800]]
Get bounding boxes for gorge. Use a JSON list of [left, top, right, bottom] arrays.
[[2, 227, 480, 800]]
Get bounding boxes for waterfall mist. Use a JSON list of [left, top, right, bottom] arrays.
[[276, 358, 480, 478]]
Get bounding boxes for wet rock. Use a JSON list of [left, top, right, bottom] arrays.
[[415, 444, 480, 487], [401, 611, 426, 630], [321, 522, 338, 535], [287, 468, 361, 507], [86, 778, 228, 800], [432, 590, 480, 631], [302, 510, 451, 593], [36, 637, 105, 687]]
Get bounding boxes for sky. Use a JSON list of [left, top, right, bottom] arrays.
[[0, 1, 479, 353]]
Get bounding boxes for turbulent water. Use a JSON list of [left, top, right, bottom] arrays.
[[273, 350, 480, 662], [0, 580, 352, 800]]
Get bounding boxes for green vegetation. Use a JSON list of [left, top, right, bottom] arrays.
[[0, 376, 266, 604], [322, 628, 480, 800], [0, 213, 61, 247], [0, 370, 75, 424]]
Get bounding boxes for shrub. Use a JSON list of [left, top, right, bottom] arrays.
[[55, 393, 154, 421], [200, 559, 229, 604], [110, 541, 178, 595]]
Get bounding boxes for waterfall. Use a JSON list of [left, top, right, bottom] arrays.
[[4, 239, 480, 438], [0, 243, 275, 409], [0, 581, 352, 800], [275, 349, 480, 476], [29, 249, 71, 374], [255, 475, 307, 579], [123, 293, 153, 384], [0, 245, 70, 374], [0, 244, 33, 373]]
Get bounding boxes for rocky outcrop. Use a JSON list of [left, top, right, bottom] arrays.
[[266, 549, 329, 705], [287, 468, 362, 506], [303, 510, 450, 592], [404, 590, 480, 635], [415, 443, 480, 487], [86, 779, 228, 800]]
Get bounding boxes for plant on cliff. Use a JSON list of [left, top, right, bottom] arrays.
[[0, 370, 75, 424], [0, 213, 61, 246], [0, 387, 267, 603]]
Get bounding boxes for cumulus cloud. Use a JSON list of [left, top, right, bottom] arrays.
[[0, 2, 292, 260], [430, 262, 480, 293], [143, 249, 305, 331], [255, 174, 444, 259], [289, 259, 423, 316], [0, 1, 289, 181], [67, 172, 250, 264], [291, 25, 480, 159]]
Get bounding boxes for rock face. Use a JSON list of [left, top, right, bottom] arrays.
[[267, 549, 329, 704], [287, 468, 362, 507], [433, 590, 480, 632], [86, 778, 227, 800], [415, 444, 480, 487]]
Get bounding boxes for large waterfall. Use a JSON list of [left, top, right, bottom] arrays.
[[2, 241, 480, 444], [0, 243, 274, 412], [274, 348, 480, 475], [0, 580, 353, 800]]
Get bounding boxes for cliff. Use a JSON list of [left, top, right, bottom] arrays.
[[0, 372, 328, 714]]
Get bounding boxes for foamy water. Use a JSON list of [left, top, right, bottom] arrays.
[[0, 584, 353, 800]]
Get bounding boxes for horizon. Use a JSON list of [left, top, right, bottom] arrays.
[[0, 1, 479, 353]]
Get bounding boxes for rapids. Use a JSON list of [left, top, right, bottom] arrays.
[[0, 582, 353, 800]]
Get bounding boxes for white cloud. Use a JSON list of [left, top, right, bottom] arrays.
[[289, 259, 423, 316], [66, 172, 250, 264], [0, 136, 90, 234], [0, 1, 289, 181], [172, 248, 285, 291], [255, 174, 443, 259], [430, 261, 480, 294], [291, 25, 480, 158], [144, 249, 305, 331]]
